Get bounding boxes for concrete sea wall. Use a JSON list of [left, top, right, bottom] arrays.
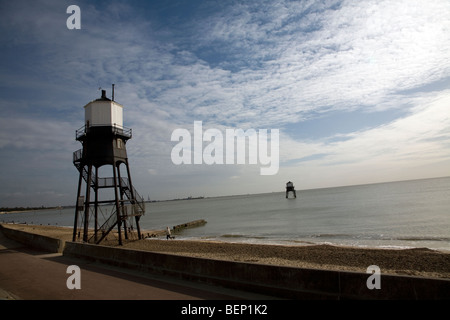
[[1, 224, 449, 299], [62, 241, 450, 300], [0, 224, 65, 253]]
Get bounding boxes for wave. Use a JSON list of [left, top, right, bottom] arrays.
[[308, 233, 450, 242], [310, 233, 356, 239], [220, 234, 268, 240], [220, 234, 246, 238], [189, 233, 450, 252], [216, 232, 450, 242], [395, 236, 450, 242]]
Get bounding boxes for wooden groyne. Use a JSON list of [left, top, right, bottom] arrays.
[[142, 219, 207, 238], [172, 219, 207, 232]]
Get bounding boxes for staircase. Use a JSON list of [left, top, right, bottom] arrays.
[[119, 177, 146, 216], [87, 207, 118, 244], [73, 149, 145, 244]]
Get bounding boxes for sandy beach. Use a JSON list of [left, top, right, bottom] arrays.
[[3, 223, 450, 279]]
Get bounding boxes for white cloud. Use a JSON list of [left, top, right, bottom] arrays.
[[278, 90, 450, 185], [126, 0, 449, 131], [0, 117, 75, 150], [1, 0, 449, 205]]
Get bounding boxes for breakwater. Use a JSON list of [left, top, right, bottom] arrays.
[[141, 219, 207, 238], [173, 219, 207, 232]]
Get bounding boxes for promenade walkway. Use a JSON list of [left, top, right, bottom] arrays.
[[0, 229, 266, 300]]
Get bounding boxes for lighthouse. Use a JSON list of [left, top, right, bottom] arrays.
[[72, 89, 145, 245]]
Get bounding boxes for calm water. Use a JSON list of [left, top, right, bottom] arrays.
[[2, 177, 449, 251]]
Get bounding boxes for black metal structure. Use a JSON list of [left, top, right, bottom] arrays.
[[286, 181, 297, 199], [72, 90, 145, 245]]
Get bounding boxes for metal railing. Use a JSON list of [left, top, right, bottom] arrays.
[[87, 206, 118, 244], [75, 124, 132, 140], [73, 149, 83, 163], [71, 167, 146, 215]]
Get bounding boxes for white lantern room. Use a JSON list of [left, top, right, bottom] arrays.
[[84, 90, 123, 128]]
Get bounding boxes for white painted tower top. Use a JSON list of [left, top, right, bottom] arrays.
[[84, 90, 123, 127]]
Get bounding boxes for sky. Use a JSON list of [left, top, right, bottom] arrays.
[[0, 0, 449, 207]]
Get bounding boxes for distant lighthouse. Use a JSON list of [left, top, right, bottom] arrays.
[[72, 89, 145, 245]]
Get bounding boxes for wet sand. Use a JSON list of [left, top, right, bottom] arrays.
[[4, 223, 450, 279]]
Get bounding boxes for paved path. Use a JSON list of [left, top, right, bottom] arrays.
[[0, 230, 266, 300]]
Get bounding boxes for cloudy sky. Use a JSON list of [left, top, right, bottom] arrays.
[[0, 0, 449, 207]]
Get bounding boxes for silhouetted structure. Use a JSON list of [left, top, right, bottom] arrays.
[[286, 181, 296, 198], [72, 89, 145, 245]]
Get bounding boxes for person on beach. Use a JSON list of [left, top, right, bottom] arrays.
[[166, 226, 172, 240]]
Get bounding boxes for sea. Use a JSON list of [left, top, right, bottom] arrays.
[[1, 177, 449, 252]]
